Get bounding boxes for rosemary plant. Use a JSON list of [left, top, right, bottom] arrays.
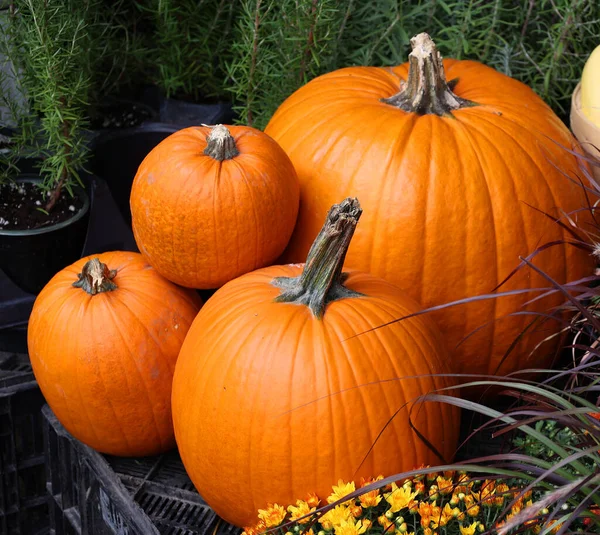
[[1, 0, 99, 212], [226, 0, 600, 129], [137, 0, 238, 102], [85, 0, 148, 105], [226, 0, 346, 129]]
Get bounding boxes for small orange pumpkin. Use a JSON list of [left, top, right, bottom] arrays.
[[28, 251, 202, 456], [130, 124, 300, 289], [172, 198, 460, 528]]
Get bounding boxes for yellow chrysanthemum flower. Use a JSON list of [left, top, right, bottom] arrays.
[[328, 480, 357, 505], [459, 521, 479, 535], [334, 518, 368, 535], [257, 504, 286, 528], [288, 500, 316, 524], [386, 482, 419, 513], [440, 503, 459, 526], [320, 505, 352, 529]]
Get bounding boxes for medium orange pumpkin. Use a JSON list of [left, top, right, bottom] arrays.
[[171, 198, 460, 528], [28, 251, 202, 456], [130, 124, 300, 289], [264, 33, 594, 385]]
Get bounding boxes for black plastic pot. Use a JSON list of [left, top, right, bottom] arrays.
[[0, 174, 137, 347], [0, 175, 91, 295], [159, 97, 235, 127], [89, 122, 179, 227], [139, 85, 235, 127]]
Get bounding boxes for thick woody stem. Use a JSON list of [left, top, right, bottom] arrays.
[[72, 258, 118, 295], [203, 124, 239, 161], [381, 33, 476, 116], [272, 197, 363, 318]]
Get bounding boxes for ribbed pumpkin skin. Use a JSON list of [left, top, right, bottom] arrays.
[[130, 126, 300, 289], [172, 264, 460, 528], [28, 251, 202, 457], [264, 61, 594, 380]]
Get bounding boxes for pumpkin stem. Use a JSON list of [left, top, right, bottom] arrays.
[[72, 258, 118, 295], [273, 197, 363, 318], [381, 33, 476, 116], [203, 124, 239, 161]]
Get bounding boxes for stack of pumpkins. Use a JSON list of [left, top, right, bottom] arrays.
[[27, 33, 593, 528]]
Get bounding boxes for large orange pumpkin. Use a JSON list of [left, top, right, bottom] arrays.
[[28, 251, 202, 456], [172, 198, 460, 528], [264, 33, 594, 385], [130, 124, 299, 289]]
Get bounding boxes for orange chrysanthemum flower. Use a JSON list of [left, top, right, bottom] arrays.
[[257, 504, 286, 528], [359, 488, 382, 509]]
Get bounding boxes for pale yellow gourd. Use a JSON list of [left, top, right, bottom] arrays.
[[581, 45, 600, 127]]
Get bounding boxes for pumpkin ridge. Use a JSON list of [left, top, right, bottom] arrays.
[[336, 278, 459, 462], [465, 111, 570, 275], [102, 298, 168, 450], [459, 114, 569, 374], [200, 306, 299, 515], [113, 287, 191, 375], [84, 303, 133, 450], [324, 303, 404, 473], [452, 120, 500, 366], [67, 300, 134, 452], [326, 290, 455, 467], [351, 300, 429, 440], [365, 113, 420, 277], [228, 158, 263, 272]]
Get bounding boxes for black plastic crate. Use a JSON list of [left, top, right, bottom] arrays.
[[43, 405, 242, 535], [0, 351, 49, 534]]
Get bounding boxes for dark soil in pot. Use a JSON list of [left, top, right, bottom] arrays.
[[88, 99, 157, 130], [0, 175, 91, 295], [0, 181, 85, 230]]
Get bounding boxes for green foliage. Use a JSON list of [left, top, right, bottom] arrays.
[[0, 0, 105, 209], [226, 0, 600, 129], [136, 0, 238, 101], [513, 420, 583, 462], [85, 0, 151, 104], [226, 0, 347, 129]]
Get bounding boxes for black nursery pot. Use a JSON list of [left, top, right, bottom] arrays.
[[159, 97, 235, 127], [139, 85, 236, 127], [89, 122, 179, 228], [0, 175, 91, 295]]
